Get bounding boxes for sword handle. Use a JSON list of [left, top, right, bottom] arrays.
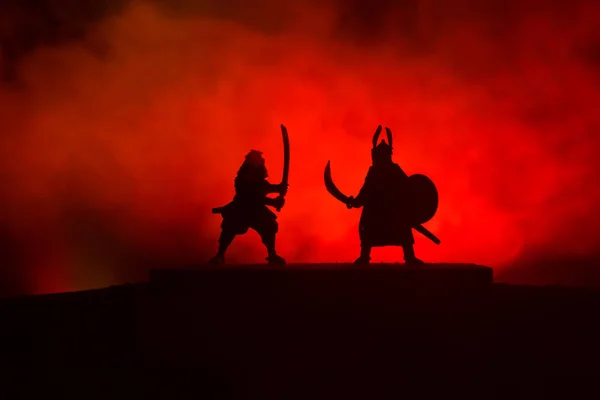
[[346, 196, 355, 209], [275, 182, 288, 211], [275, 194, 285, 212], [413, 224, 441, 245]]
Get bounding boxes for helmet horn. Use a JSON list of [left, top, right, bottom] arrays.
[[385, 127, 392, 148], [372, 125, 382, 148]]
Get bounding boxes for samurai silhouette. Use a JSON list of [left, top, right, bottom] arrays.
[[209, 125, 290, 265], [324, 125, 440, 265]]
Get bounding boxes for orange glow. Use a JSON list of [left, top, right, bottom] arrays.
[[1, 1, 600, 294]]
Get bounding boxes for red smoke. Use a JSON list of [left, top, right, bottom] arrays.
[[1, 0, 600, 295]]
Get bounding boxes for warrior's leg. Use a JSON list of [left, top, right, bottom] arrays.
[[354, 244, 371, 264], [256, 220, 285, 265], [208, 229, 236, 265], [402, 243, 424, 265], [262, 233, 286, 265]]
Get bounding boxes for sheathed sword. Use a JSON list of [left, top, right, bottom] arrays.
[[324, 161, 441, 245], [275, 124, 290, 211]]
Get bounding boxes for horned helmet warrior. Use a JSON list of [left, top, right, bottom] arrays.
[[371, 126, 393, 165]]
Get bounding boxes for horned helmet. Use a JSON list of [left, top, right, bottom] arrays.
[[371, 126, 393, 165]]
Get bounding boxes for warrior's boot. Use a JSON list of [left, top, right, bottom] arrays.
[[208, 231, 235, 265], [354, 245, 371, 264], [208, 254, 225, 265], [403, 244, 424, 265], [266, 253, 286, 265], [263, 233, 286, 265], [266, 245, 286, 265]]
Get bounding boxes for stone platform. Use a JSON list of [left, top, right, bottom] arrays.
[[149, 263, 493, 296]]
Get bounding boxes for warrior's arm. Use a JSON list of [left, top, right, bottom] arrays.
[[263, 181, 285, 208], [264, 180, 286, 195], [264, 197, 280, 207], [352, 168, 373, 208]]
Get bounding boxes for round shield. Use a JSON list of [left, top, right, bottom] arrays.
[[407, 174, 438, 225]]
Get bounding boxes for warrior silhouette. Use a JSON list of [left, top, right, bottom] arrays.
[[324, 125, 440, 265], [209, 150, 288, 265]]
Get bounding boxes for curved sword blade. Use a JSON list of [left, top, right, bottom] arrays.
[[324, 161, 351, 204], [280, 124, 290, 190], [275, 124, 290, 212]]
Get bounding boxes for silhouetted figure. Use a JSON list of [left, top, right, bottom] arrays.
[[209, 150, 287, 265], [324, 125, 440, 265], [350, 127, 421, 264]]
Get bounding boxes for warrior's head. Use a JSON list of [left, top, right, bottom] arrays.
[[238, 149, 268, 179], [371, 126, 393, 165]]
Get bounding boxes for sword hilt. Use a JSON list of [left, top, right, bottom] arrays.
[[275, 182, 288, 212], [275, 194, 285, 212], [346, 196, 355, 209]]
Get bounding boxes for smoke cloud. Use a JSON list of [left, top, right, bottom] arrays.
[[1, 0, 599, 295]]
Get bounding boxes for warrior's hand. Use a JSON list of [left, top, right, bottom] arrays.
[[346, 196, 355, 209], [273, 196, 285, 210], [278, 182, 289, 195]]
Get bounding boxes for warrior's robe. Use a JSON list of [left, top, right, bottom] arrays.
[[217, 165, 280, 237], [353, 162, 414, 247]]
